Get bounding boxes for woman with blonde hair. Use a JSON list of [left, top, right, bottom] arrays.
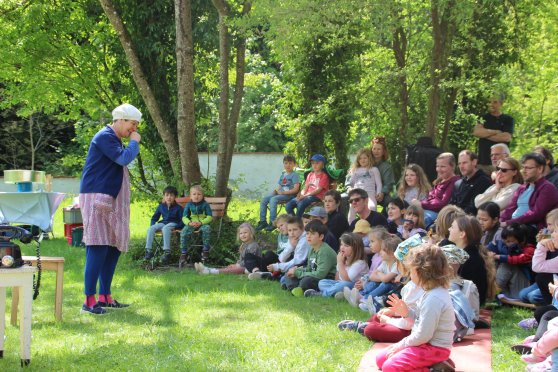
[[475, 157, 523, 210], [346, 148, 382, 219]]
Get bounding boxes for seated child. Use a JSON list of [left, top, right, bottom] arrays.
[[477, 202, 502, 246], [248, 216, 310, 280], [338, 234, 425, 341], [144, 186, 184, 264], [257, 214, 290, 272], [257, 155, 300, 232], [353, 219, 372, 254], [399, 202, 427, 240], [376, 244, 455, 371], [303, 206, 339, 252], [346, 234, 402, 313], [282, 220, 337, 296], [195, 223, 261, 274], [305, 233, 368, 297], [386, 197, 407, 236], [180, 185, 212, 267], [519, 316, 558, 370], [346, 148, 383, 220], [487, 223, 535, 300], [285, 154, 330, 217]]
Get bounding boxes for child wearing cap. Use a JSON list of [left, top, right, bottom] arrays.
[[353, 219, 372, 254], [256, 155, 300, 232], [303, 206, 339, 252], [285, 154, 330, 218]]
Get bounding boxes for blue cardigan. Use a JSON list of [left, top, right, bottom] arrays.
[[151, 202, 184, 228], [80, 125, 139, 198]]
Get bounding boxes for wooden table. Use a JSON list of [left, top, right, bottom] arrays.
[[0, 266, 37, 366], [11, 256, 65, 324]]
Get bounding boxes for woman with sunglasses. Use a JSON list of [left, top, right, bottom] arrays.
[[475, 157, 523, 210]]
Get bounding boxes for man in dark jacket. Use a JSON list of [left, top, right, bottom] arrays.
[[450, 150, 492, 215]]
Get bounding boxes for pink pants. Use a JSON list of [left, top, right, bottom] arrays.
[[376, 343, 450, 372]]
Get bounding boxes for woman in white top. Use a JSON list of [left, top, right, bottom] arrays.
[[475, 157, 523, 210], [316, 233, 369, 297], [346, 148, 382, 220]]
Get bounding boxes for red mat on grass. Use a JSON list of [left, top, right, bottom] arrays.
[[357, 309, 492, 372]]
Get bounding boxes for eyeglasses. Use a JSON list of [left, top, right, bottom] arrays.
[[496, 167, 514, 173], [349, 197, 363, 204]]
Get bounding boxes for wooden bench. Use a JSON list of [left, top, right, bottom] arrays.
[[11, 256, 64, 324]]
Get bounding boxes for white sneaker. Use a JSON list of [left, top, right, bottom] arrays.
[[248, 272, 263, 280], [343, 287, 352, 302], [196, 262, 206, 273], [358, 302, 369, 312], [366, 296, 377, 316], [194, 262, 200, 272], [334, 291, 346, 301], [348, 287, 361, 307]]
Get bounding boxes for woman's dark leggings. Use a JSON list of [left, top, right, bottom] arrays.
[[534, 309, 558, 341], [536, 272, 554, 305]]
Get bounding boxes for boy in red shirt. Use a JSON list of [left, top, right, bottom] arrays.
[[286, 154, 330, 217]]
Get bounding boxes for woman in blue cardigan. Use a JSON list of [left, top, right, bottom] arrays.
[[79, 103, 142, 315]]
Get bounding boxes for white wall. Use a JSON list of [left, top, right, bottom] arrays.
[[0, 152, 287, 199]]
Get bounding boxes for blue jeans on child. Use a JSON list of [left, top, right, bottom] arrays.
[[318, 279, 354, 297], [145, 222, 178, 252], [285, 195, 320, 217], [519, 283, 544, 304], [424, 210, 438, 228], [360, 281, 397, 299], [259, 193, 294, 223]]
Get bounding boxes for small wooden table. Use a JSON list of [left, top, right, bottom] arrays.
[[11, 256, 65, 324], [0, 266, 36, 366]]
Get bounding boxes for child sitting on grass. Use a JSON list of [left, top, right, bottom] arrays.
[[376, 244, 455, 372], [257, 155, 300, 231], [346, 234, 402, 313], [248, 216, 310, 281], [285, 154, 330, 217], [195, 223, 261, 275], [304, 233, 368, 297], [282, 220, 337, 296], [144, 186, 184, 264], [487, 222, 535, 301], [180, 185, 212, 268], [400, 202, 427, 240]]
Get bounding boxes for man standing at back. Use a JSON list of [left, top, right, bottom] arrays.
[[473, 94, 515, 175]]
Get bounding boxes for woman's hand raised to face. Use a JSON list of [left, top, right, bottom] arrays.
[[130, 131, 141, 143]]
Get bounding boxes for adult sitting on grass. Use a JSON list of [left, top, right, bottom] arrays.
[[256, 154, 300, 232], [501, 153, 558, 234], [79, 103, 142, 315], [144, 185, 184, 264], [347, 188, 388, 232], [323, 190, 350, 240], [283, 220, 337, 296], [195, 222, 261, 275]]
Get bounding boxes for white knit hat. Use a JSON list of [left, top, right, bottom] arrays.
[[112, 103, 142, 122]]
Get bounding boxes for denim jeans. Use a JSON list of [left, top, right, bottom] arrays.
[[145, 222, 178, 251], [285, 195, 320, 217], [552, 349, 558, 372], [519, 283, 544, 304], [424, 210, 439, 228], [259, 193, 293, 223], [360, 281, 397, 299], [318, 279, 354, 297]]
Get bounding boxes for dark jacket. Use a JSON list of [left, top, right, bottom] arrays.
[[458, 244, 488, 306], [349, 210, 388, 231], [151, 202, 184, 227], [546, 166, 558, 190], [501, 177, 558, 229], [450, 169, 492, 215], [327, 210, 350, 240]]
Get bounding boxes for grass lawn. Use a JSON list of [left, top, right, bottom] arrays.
[[0, 197, 539, 370]]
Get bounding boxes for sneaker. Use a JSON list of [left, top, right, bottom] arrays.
[[374, 295, 385, 308], [343, 286, 352, 302], [97, 300, 130, 309], [521, 353, 546, 364], [248, 271, 273, 280], [348, 287, 361, 307], [144, 251, 154, 260], [200, 267, 211, 275], [160, 252, 171, 265], [201, 250, 209, 263], [366, 296, 377, 315], [256, 221, 268, 231], [80, 303, 107, 315], [358, 302, 369, 312], [337, 320, 359, 332], [334, 291, 346, 301], [281, 283, 288, 290], [264, 224, 276, 232], [430, 359, 455, 372], [304, 289, 321, 297], [291, 287, 304, 297], [179, 254, 188, 268], [511, 343, 534, 355], [518, 317, 538, 330]]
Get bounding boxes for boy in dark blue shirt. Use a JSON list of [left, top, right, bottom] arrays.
[[145, 186, 183, 264]]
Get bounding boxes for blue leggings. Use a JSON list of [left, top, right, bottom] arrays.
[[84, 245, 121, 296]]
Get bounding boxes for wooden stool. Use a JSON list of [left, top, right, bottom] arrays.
[[0, 266, 37, 366], [11, 256, 64, 324]]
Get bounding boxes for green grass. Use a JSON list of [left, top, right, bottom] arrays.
[[0, 197, 538, 370]]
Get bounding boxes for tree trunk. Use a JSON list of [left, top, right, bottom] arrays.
[[212, 0, 251, 197], [175, 0, 202, 186], [99, 0, 182, 180], [392, 24, 410, 157], [440, 87, 458, 151]]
